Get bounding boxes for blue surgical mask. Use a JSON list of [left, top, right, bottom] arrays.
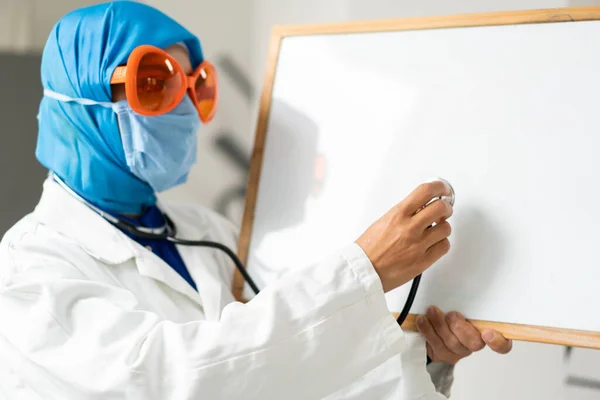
[[43, 89, 201, 193]]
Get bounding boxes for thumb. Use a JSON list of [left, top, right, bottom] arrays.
[[482, 330, 513, 354]]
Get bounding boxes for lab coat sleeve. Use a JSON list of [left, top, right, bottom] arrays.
[[321, 333, 450, 400], [427, 362, 454, 397], [0, 239, 446, 400]]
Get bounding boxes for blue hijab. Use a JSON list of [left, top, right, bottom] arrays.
[[36, 1, 204, 214]]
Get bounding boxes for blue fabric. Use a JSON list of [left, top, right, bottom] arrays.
[[103, 204, 197, 291], [36, 1, 204, 214], [117, 96, 201, 193]]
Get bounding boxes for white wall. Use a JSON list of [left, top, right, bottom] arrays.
[[0, 0, 102, 52], [249, 1, 600, 399]]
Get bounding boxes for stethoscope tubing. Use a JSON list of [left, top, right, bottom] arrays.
[[52, 172, 454, 326]]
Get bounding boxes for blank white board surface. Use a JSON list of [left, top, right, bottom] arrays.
[[242, 12, 600, 345]]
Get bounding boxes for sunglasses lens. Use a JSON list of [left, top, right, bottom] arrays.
[[194, 66, 217, 121], [136, 52, 182, 112]]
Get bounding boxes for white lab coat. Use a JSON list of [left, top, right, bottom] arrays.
[[0, 178, 453, 399]]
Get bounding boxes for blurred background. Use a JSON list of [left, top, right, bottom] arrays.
[[1, 0, 599, 399]]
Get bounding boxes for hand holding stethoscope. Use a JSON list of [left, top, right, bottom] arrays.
[[355, 178, 455, 324]]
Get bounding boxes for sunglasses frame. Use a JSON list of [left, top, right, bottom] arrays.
[[110, 45, 218, 123]]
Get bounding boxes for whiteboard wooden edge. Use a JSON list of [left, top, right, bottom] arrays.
[[233, 30, 282, 301], [398, 315, 600, 350], [233, 6, 600, 349], [270, 6, 600, 37]]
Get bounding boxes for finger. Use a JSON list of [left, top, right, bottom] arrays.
[[427, 307, 471, 357], [426, 342, 436, 361], [482, 330, 513, 354], [399, 181, 452, 217], [416, 314, 456, 361], [432, 213, 450, 227], [423, 221, 452, 248], [413, 199, 453, 231], [447, 312, 486, 352], [422, 238, 451, 267]]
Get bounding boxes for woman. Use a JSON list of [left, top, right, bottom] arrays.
[[0, 2, 511, 399]]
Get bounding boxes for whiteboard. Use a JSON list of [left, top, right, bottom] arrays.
[[238, 8, 600, 348]]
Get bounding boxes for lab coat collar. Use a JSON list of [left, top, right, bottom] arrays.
[[34, 178, 135, 264], [33, 178, 209, 307]]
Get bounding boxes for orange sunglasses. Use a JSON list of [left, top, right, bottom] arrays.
[[110, 45, 218, 123]]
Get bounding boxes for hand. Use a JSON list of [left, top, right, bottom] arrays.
[[355, 181, 454, 292], [417, 306, 513, 365]]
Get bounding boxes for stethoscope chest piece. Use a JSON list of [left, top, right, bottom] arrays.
[[426, 177, 455, 207], [439, 177, 455, 206]]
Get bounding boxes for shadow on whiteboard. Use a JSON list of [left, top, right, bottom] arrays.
[[247, 99, 325, 288], [414, 205, 507, 314], [252, 99, 319, 239]]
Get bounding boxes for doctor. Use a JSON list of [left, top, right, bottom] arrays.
[[0, 2, 511, 399]]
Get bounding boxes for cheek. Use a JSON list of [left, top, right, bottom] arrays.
[[111, 84, 127, 102], [168, 47, 193, 74], [176, 55, 193, 75]]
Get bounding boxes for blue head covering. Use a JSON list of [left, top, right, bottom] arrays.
[[36, 1, 204, 214]]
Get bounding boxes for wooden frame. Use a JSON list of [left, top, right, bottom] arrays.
[[234, 6, 600, 349]]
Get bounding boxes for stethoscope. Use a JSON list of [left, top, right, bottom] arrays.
[[52, 173, 454, 326]]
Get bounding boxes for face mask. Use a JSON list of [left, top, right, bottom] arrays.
[[43, 89, 201, 193]]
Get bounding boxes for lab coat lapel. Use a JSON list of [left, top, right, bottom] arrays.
[[34, 178, 134, 265], [133, 248, 205, 308], [170, 217, 226, 321], [175, 244, 223, 321]]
